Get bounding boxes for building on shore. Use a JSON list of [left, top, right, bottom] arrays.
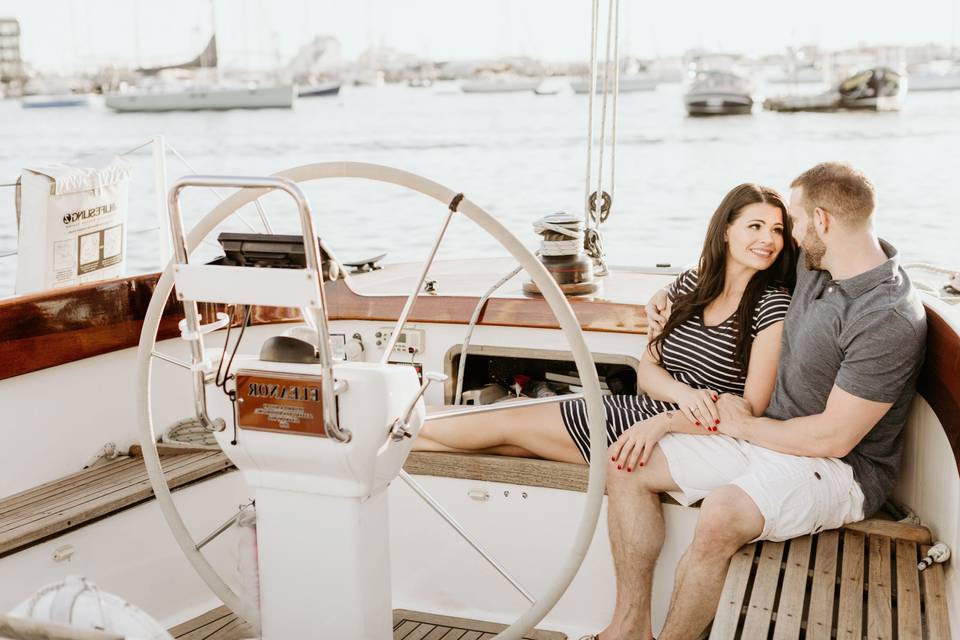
[[0, 18, 24, 85]]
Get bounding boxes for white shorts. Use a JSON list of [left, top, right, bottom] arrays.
[[657, 433, 866, 542]]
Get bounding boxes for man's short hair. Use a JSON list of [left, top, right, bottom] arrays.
[[790, 162, 875, 227]]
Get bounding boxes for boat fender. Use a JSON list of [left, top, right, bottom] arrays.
[[918, 542, 951, 571], [236, 508, 261, 621]]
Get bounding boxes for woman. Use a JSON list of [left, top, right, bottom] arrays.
[[414, 183, 798, 472]]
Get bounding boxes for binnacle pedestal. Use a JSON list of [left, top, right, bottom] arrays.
[[210, 357, 423, 640]]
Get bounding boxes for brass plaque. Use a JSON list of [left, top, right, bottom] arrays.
[[236, 370, 326, 437]]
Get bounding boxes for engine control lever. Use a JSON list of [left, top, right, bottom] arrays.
[[389, 371, 448, 442]]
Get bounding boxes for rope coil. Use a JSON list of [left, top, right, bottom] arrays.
[[533, 213, 584, 257]]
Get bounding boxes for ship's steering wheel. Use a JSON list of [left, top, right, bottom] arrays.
[[136, 162, 608, 639]]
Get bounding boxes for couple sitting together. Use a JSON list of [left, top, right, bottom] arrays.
[[413, 161, 928, 640]]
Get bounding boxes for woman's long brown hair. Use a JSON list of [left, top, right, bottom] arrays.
[[649, 184, 798, 371]]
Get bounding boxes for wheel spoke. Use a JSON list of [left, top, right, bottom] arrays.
[[195, 501, 255, 550], [151, 350, 191, 369], [399, 470, 535, 604], [379, 205, 457, 363]]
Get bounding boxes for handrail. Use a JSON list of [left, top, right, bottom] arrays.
[[167, 175, 348, 442]]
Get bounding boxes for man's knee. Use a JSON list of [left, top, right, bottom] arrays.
[[605, 444, 674, 495], [692, 486, 764, 553]]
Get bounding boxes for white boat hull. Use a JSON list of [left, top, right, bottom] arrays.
[[909, 74, 960, 92], [460, 79, 542, 94], [104, 85, 296, 112], [571, 75, 659, 93]]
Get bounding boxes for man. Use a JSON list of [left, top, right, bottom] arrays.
[[590, 162, 927, 640]]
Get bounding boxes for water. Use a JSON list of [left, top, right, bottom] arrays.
[[1, 83, 958, 297]]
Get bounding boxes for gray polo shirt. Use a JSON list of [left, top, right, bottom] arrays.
[[765, 240, 927, 517]]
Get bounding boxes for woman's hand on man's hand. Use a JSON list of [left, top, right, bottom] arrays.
[[610, 415, 673, 472], [673, 385, 720, 430]]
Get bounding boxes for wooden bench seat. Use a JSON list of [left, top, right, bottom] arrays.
[[0, 449, 234, 558], [711, 521, 950, 639]]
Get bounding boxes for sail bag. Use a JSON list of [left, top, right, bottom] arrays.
[[15, 157, 132, 294]]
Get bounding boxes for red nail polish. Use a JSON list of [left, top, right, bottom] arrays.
[[611, 456, 616, 461], [627, 467, 632, 472], [715, 419, 720, 425], [713, 395, 718, 401], [639, 461, 644, 466], [695, 421, 700, 426], [617, 464, 622, 470], [712, 426, 718, 432]]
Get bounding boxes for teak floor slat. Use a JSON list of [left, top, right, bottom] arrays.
[[169, 608, 567, 639], [712, 525, 951, 639], [0, 451, 234, 557]]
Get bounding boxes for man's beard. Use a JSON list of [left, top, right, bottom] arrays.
[[802, 227, 826, 270]]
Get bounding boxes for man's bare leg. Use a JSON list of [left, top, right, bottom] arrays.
[[415, 402, 584, 464], [597, 434, 682, 640], [658, 485, 764, 640]]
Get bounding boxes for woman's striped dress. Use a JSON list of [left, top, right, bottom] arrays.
[[561, 269, 792, 462]]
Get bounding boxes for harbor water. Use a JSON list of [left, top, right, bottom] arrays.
[[0, 83, 958, 297]]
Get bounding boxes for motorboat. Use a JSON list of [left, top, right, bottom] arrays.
[[460, 75, 543, 94], [298, 81, 341, 98], [765, 67, 907, 113], [683, 70, 754, 116], [908, 60, 960, 92], [21, 94, 90, 109]]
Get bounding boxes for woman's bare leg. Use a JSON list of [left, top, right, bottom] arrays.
[[415, 402, 584, 464], [413, 434, 539, 458]]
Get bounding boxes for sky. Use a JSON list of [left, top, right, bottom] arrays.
[[0, 0, 957, 73]]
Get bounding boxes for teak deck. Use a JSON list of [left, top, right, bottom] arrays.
[[0, 449, 233, 558], [167, 606, 566, 639]]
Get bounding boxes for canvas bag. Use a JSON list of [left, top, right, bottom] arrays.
[[15, 157, 132, 294]]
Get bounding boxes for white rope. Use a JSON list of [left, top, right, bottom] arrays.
[[167, 144, 262, 233], [609, 0, 621, 216], [534, 214, 584, 257], [903, 262, 959, 276], [584, 0, 600, 226], [595, 0, 616, 216]]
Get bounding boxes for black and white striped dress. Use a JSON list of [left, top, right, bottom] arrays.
[[561, 269, 792, 462]]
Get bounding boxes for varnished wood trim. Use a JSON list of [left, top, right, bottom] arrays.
[[0, 273, 646, 381], [0, 273, 184, 381], [324, 279, 649, 334], [917, 305, 960, 475]]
